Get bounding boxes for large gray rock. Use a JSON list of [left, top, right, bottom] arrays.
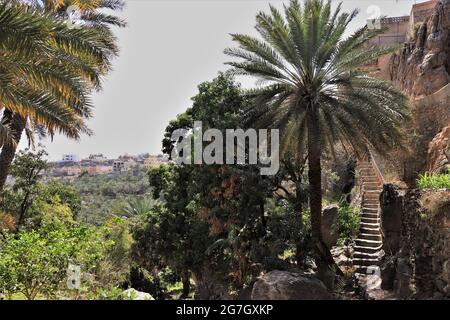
[[322, 205, 339, 249], [251, 270, 334, 300], [121, 288, 154, 300]]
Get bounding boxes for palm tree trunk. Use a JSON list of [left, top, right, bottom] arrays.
[[0, 111, 25, 190], [307, 123, 323, 243], [307, 117, 344, 282]]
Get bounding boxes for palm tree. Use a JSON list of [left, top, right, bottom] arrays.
[[34, 0, 126, 27], [225, 0, 409, 270], [0, 1, 124, 188]]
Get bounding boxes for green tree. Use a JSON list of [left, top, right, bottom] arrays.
[[225, 0, 409, 271], [0, 149, 48, 227], [135, 74, 288, 299], [0, 148, 82, 229]]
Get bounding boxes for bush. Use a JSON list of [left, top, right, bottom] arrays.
[[0, 226, 112, 300], [336, 202, 360, 246], [417, 171, 450, 189]]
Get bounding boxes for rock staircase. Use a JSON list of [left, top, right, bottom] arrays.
[[353, 161, 384, 288]]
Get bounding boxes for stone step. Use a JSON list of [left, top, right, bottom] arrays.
[[359, 233, 382, 241], [354, 244, 383, 254], [360, 214, 379, 220], [363, 204, 379, 209], [365, 189, 382, 193], [358, 168, 372, 171], [360, 222, 380, 229], [360, 174, 376, 177], [354, 251, 383, 259], [360, 174, 378, 183], [355, 238, 383, 248], [364, 181, 382, 186], [353, 258, 380, 266], [360, 226, 380, 235], [361, 212, 379, 218], [362, 207, 379, 213], [361, 218, 380, 225], [364, 196, 381, 200], [360, 175, 377, 179]]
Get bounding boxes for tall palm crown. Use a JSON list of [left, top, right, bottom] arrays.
[[35, 0, 126, 28], [225, 0, 409, 257]]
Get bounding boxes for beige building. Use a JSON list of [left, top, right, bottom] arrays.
[[144, 155, 168, 168], [87, 165, 112, 175], [409, 0, 439, 31]]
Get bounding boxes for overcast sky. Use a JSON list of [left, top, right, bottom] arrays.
[[24, 0, 427, 161]]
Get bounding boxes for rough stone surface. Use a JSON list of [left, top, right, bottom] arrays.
[[380, 184, 405, 253], [390, 0, 450, 97], [427, 125, 450, 173], [322, 205, 339, 249], [251, 270, 334, 300], [121, 288, 154, 300], [384, 1, 450, 184], [331, 245, 354, 268], [380, 187, 450, 299]]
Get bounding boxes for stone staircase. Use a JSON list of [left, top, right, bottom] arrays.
[[353, 161, 384, 288]]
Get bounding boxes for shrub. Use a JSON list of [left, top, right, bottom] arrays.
[[417, 171, 450, 189], [0, 226, 112, 300], [336, 202, 361, 246]]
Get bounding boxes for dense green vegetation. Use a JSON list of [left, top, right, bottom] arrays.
[[56, 171, 152, 224], [417, 171, 450, 189]]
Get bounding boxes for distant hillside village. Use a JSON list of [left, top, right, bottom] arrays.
[[42, 153, 169, 178]]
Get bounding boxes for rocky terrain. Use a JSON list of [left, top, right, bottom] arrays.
[[380, 186, 450, 299], [390, 0, 450, 97]]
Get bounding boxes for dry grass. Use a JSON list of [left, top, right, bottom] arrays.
[[0, 212, 16, 232], [419, 190, 450, 218]]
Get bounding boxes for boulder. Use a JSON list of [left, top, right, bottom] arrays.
[[380, 184, 405, 253], [322, 205, 339, 249], [427, 125, 450, 173], [251, 270, 334, 300], [331, 245, 354, 270], [121, 288, 154, 300]]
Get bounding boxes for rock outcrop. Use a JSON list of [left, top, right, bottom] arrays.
[[427, 125, 450, 173], [379, 187, 450, 299], [322, 204, 339, 249], [390, 0, 450, 97], [121, 288, 154, 300], [251, 270, 334, 300], [383, 1, 450, 184]]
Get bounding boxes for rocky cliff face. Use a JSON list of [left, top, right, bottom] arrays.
[[390, 0, 450, 97], [385, 0, 450, 184], [427, 125, 450, 173], [380, 185, 450, 299]]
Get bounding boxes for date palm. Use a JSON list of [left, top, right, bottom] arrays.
[[34, 0, 126, 27], [225, 0, 409, 269], [0, 1, 124, 188], [0, 2, 120, 188]]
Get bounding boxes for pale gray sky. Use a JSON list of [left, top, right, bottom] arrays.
[[23, 0, 426, 161]]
